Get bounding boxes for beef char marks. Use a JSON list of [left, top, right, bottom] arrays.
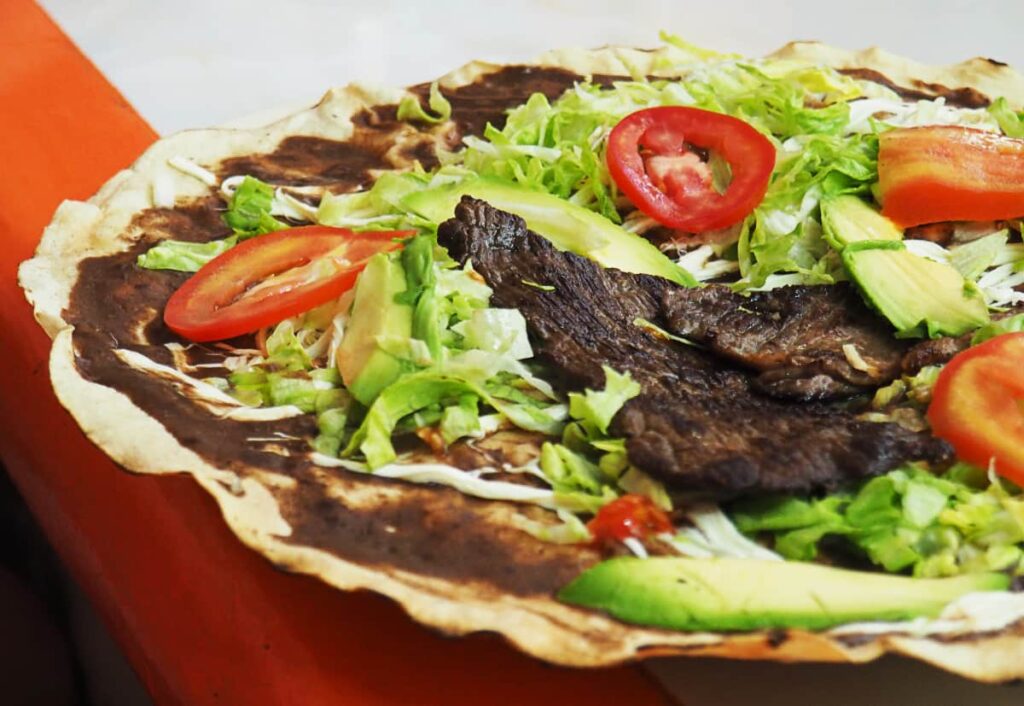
[[436, 192, 738, 399], [438, 197, 951, 497], [661, 283, 909, 400]]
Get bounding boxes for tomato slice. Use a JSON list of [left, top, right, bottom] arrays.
[[587, 494, 673, 547], [927, 332, 1024, 486], [163, 226, 409, 342], [878, 126, 1024, 227], [606, 107, 776, 233]]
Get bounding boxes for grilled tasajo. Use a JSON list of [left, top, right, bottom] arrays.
[[438, 197, 952, 497]]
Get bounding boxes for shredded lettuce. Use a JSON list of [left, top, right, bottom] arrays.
[[949, 231, 1009, 281], [871, 364, 942, 409], [344, 372, 566, 468], [317, 170, 434, 231], [136, 236, 238, 272], [737, 133, 878, 289], [533, 367, 672, 515], [450, 308, 533, 360], [439, 395, 481, 444], [567, 365, 642, 436], [137, 175, 290, 271], [902, 231, 1024, 308], [972, 313, 1024, 345], [732, 464, 1024, 577], [264, 319, 314, 371], [397, 82, 452, 124], [223, 176, 288, 237], [989, 97, 1024, 138], [511, 508, 593, 544]]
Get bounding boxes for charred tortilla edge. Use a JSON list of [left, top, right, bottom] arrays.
[[19, 43, 1024, 681]]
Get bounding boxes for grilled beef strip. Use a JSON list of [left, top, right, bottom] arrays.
[[438, 197, 952, 497], [660, 283, 908, 401]]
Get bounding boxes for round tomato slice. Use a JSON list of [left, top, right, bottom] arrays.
[[606, 106, 775, 233], [927, 332, 1024, 486], [164, 226, 409, 342]]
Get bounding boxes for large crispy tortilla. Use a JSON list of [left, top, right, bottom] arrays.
[[19, 41, 1024, 682]]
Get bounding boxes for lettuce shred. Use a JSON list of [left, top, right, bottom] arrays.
[[972, 313, 1024, 345], [137, 175, 287, 271], [732, 464, 1024, 577], [224, 176, 288, 237], [989, 97, 1024, 138], [137, 236, 238, 272], [397, 82, 452, 124], [536, 367, 670, 514], [344, 372, 566, 468]]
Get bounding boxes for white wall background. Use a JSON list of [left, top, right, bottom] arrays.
[[43, 0, 1024, 135]]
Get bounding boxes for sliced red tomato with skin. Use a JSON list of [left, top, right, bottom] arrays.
[[878, 125, 1024, 227], [927, 332, 1024, 486], [606, 106, 776, 233], [163, 226, 409, 342], [588, 494, 673, 547]]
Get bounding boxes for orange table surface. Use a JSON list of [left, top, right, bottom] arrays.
[[0, 2, 672, 704]]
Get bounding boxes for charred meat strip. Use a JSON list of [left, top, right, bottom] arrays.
[[437, 196, 738, 399], [661, 283, 908, 401], [438, 197, 951, 497]]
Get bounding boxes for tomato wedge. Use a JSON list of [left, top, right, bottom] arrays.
[[927, 332, 1024, 486], [606, 107, 776, 233], [878, 126, 1024, 227], [164, 226, 409, 342]]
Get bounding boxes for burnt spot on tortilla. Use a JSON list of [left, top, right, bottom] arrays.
[[839, 67, 990, 108], [985, 57, 1010, 68], [765, 628, 789, 648]]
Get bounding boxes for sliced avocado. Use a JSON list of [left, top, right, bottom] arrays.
[[402, 178, 697, 287], [336, 252, 414, 406], [821, 194, 902, 249], [821, 196, 990, 338], [843, 241, 989, 338], [558, 557, 1009, 632]]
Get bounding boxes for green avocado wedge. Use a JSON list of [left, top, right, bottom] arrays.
[[558, 557, 1009, 632], [336, 252, 414, 406], [820, 195, 990, 338], [402, 178, 697, 287]]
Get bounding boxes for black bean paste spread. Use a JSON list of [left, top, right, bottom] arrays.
[[66, 65, 604, 596], [64, 62, 975, 596]]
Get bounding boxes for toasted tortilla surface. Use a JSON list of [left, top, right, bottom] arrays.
[[19, 41, 1024, 681]]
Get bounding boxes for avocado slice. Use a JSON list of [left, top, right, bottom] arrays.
[[402, 178, 697, 287], [821, 194, 902, 249], [336, 252, 414, 406], [821, 196, 990, 338], [558, 557, 1009, 632], [842, 241, 990, 338]]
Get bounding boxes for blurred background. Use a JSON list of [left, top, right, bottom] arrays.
[[4, 1, 1024, 703], [41, 0, 1024, 136]]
